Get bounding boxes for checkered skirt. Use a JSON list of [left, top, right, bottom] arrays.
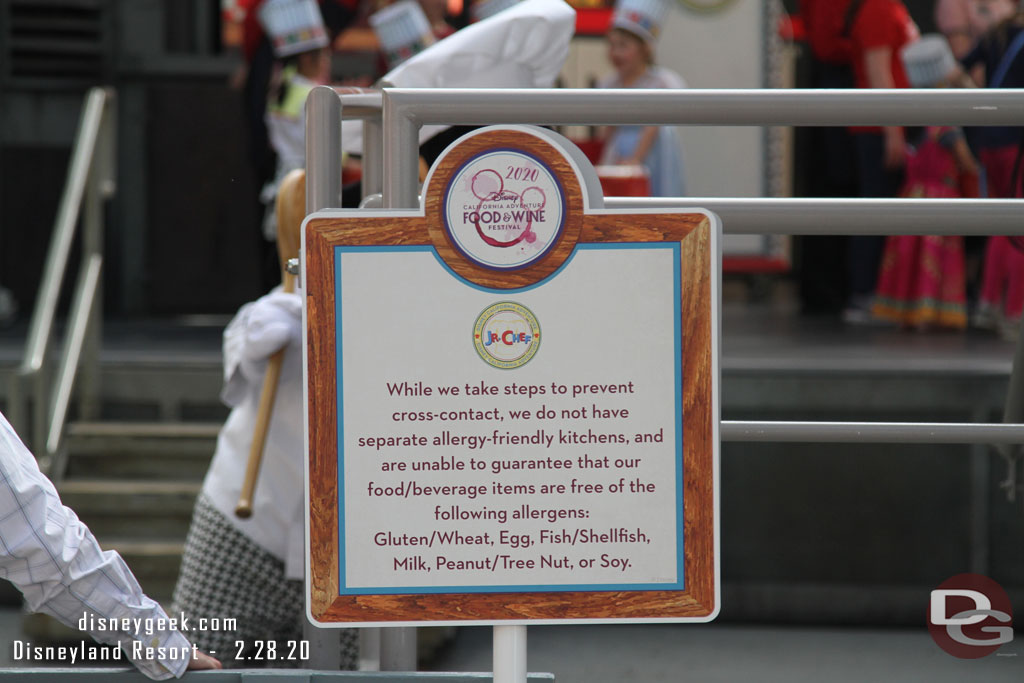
[[172, 492, 357, 668]]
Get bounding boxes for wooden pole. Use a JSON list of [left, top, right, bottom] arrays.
[[236, 168, 306, 518]]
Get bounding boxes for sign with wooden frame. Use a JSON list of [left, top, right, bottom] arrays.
[[304, 126, 720, 626]]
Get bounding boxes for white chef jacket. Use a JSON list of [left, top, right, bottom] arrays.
[[0, 412, 192, 680], [200, 288, 306, 579]]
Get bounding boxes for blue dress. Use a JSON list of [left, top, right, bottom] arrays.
[[598, 66, 687, 197]]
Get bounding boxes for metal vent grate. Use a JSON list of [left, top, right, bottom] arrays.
[[3, 0, 109, 83]]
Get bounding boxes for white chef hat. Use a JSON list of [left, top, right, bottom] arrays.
[[611, 0, 671, 46], [369, 0, 435, 69], [901, 34, 958, 88], [383, 0, 575, 89], [259, 0, 329, 58], [471, 0, 523, 22], [343, 0, 577, 154]]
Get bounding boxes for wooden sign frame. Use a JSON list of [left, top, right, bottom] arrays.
[[304, 126, 719, 626]]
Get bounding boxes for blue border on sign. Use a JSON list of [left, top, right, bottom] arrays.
[[334, 242, 685, 595], [441, 148, 567, 272]]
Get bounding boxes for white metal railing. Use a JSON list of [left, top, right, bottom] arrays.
[[306, 85, 1024, 674], [378, 88, 1024, 207], [305, 85, 1024, 448], [8, 87, 116, 477]]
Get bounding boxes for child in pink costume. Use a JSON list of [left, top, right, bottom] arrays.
[[871, 125, 976, 329], [974, 147, 1024, 337], [977, 236, 1024, 337], [871, 36, 978, 330]]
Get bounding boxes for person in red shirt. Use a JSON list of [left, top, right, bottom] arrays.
[[843, 0, 919, 322], [801, 0, 854, 67], [849, 0, 918, 172]]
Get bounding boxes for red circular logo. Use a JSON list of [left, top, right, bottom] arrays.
[[927, 573, 1013, 658]]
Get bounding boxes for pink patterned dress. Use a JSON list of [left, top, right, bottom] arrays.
[[872, 127, 969, 329], [976, 146, 1024, 332]]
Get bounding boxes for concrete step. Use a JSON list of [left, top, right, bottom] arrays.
[[64, 421, 219, 480], [0, 350, 226, 424], [58, 479, 200, 540]]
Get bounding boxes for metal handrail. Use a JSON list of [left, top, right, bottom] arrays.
[[721, 421, 1024, 444], [335, 90, 385, 199], [384, 87, 1024, 126], [8, 87, 116, 473], [334, 89, 383, 118], [604, 197, 1024, 235], [357, 195, 1024, 236], [380, 87, 1024, 207]]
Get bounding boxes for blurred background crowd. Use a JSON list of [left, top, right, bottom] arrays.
[[3, 0, 1023, 336]]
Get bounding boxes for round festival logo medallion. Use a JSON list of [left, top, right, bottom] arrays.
[[473, 302, 541, 369], [443, 149, 565, 270]]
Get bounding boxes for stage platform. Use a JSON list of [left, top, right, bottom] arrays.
[[0, 304, 1021, 626]]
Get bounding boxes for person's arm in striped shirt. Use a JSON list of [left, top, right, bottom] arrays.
[[0, 411, 221, 679]]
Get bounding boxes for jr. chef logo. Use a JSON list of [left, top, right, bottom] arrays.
[[473, 302, 541, 369], [443, 149, 565, 271]]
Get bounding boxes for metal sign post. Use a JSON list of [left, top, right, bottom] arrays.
[[494, 625, 527, 683]]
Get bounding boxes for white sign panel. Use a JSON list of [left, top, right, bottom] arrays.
[[336, 244, 684, 594]]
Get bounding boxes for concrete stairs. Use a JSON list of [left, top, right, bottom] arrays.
[[25, 420, 221, 641]]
